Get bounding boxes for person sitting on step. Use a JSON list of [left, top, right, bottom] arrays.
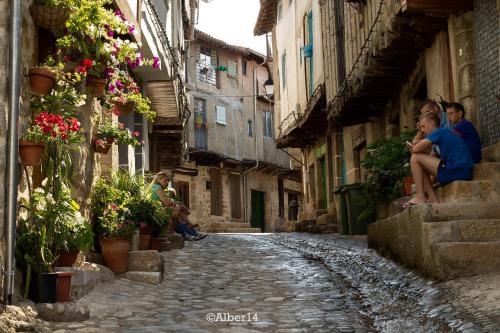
[[404, 112, 474, 208], [151, 172, 207, 241], [446, 102, 482, 164]]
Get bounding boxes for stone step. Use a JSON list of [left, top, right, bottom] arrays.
[[315, 214, 337, 225], [472, 162, 500, 180], [437, 180, 500, 203], [306, 224, 339, 234], [294, 219, 316, 232], [225, 228, 262, 233], [425, 219, 500, 243], [426, 202, 500, 222], [208, 222, 253, 229], [432, 241, 500, 280], [482, 142, 500, 162]]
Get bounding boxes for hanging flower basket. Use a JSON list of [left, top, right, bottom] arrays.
[[29, 67, 55, 96], [93, 137, 114, 155], [19, 140, 46, 166], [113, 100, 136, 116], [86, 76, 107, 97], [30, 4, 71, 30]]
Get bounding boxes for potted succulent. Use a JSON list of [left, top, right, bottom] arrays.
[[97, 203, 138, 273], [30, 0, 74, 30], [94, 120, 142, 154], [29, 56, 57, 96]]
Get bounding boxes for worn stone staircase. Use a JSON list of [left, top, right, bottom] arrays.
[[294, 207, 339, 234], [207, 219, 262, 233], [368, 143, 500, 281]]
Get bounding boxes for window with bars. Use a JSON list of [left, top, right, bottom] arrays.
[[263, 111, 273, 138], [247, 120, 253, 137], [216, 106, 226, 125], [196, 46, 217, 85]]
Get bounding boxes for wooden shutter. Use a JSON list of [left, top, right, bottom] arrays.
[[227, 60, 237, 78]]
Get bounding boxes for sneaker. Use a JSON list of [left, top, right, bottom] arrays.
[[184, 235, 196, 241], [194, 234, 207, 241]]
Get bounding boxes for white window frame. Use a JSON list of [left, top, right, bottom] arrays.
[[216, 106, 226, 125]]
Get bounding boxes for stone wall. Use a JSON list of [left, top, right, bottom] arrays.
[[474, 0, 500, 146]]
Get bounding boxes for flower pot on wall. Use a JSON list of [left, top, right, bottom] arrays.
[[403, 177, 414, 196], [29, 67, 55, 95], [100, 237, 130, 274], [113, 100, 136, 115], [86, 76, 107, 97], [28, 272, 58, 303], [93, 137, 114, 155], [19, 140, 46, 166], [56, 250, 79, 267], [149, 238, 166, 251], [30, 5, 71, 30], [56, 272, 74, 303], [139, 234, 152, 250]]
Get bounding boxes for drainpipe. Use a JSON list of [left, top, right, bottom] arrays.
[[243, 57, 267, 224], [4, 0, 22, 305]]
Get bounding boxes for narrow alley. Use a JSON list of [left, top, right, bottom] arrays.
[[35, 234, 496, 333]]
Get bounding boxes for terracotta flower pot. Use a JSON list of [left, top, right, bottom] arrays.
[[94, 137, 114, 155], [403, 176, 414, 196], [139, 234, 152, 250], [29, 67, 55, 95], [30, 4, 71, 29], [56, 272, 74, 303], [139, 224, 152, 235], [149, 238, 166, 251], [100, 237, 130, 274], [86, 76, 107, 97], [56, 250, 79, 267], [19, 140, 46, 166], [113, 100, 136, 115]]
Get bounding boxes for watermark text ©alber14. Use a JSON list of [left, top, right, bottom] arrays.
[[206, 312, 259, 322]]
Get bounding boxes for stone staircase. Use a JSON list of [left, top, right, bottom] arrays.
[[294, 207, 339, 234], [207, 219, 262, 233], [368, 143, 500, 281]]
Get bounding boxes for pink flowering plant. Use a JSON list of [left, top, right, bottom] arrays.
[[105, 70, 155, 120], [97, 203, 138, 239], [94, 120, 141, 148], [57, 0, 160, 79]]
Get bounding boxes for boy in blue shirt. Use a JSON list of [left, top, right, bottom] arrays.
[[404, 112, 474, 207], [446, 102, 482, 164]]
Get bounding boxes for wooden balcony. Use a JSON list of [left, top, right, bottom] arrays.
[[401, 0, 474, 15]]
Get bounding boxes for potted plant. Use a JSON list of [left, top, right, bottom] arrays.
[[55, 210, 94, 267], [19, 124, 47, 166], [97, 203, 137, 273], [30, 0, 74, 30], [106, 70, 156, 120], [29, 56, 57, 96], [94, 120, 142, 154]]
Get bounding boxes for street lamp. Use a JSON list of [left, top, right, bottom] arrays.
[[263, 78, 274, 98]]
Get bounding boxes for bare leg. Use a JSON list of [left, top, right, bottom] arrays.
[[423, 172, 439, 203], [409, 153, 441, 205], [410, 154, 427, 204]]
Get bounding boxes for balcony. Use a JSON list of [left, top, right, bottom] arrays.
[[401, 0, 473, 15]]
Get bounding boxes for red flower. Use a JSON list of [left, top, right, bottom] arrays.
[[118, 123, 125, 129], [69, 118, 80, 132], [77, 66, 88, 74], [132, 131, 140, 137], [112, 108, 120, 116], [82, 59, 93, 68], [95, 139, 103, 146]]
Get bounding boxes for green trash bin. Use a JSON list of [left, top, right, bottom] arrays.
[[333, 186, 350, 235], [342, 183, 375, 235]]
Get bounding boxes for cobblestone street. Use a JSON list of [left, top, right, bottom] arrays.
[[36, 234, 499, 333]]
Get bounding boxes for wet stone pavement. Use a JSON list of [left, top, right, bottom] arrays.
[[36, 233, 495, 333]]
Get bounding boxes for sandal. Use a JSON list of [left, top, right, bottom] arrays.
[[402, 201, 418, 209]]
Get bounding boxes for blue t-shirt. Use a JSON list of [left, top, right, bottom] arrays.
[[427, 128, 474, 169], [452, 119, 481, 164]]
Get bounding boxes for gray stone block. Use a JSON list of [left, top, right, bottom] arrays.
[[127, 251, 162, 272], [35, 302, 89, 322], [124, 272, 162, 285]]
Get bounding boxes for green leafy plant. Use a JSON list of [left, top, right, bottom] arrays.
[[91, 178, 129, 219], [361, 131, 416, 206], [96, 203, 137, 239], [34, 0, 77, 7], [95, 120, 141, 148]]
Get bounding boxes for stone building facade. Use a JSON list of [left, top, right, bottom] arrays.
[[255, 0, 499, 225], [171, 30, 302, 233]]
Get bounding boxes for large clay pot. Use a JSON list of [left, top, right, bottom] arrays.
[[29, 67, 55, 95], [56, 250, 79, 267], [139, 234, 152, 250], [149, 238, 166, 251], [30, 4, 71, 30], [113, 100, 136, 115], [403, 176, 414, 196], [100, 237, 130, 274], [19, 140, 46, 166], [56, 272, 74, 303], [94, 137, 114, 155], [86, 76, 107, 97], [28, 272, 58, 303]]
